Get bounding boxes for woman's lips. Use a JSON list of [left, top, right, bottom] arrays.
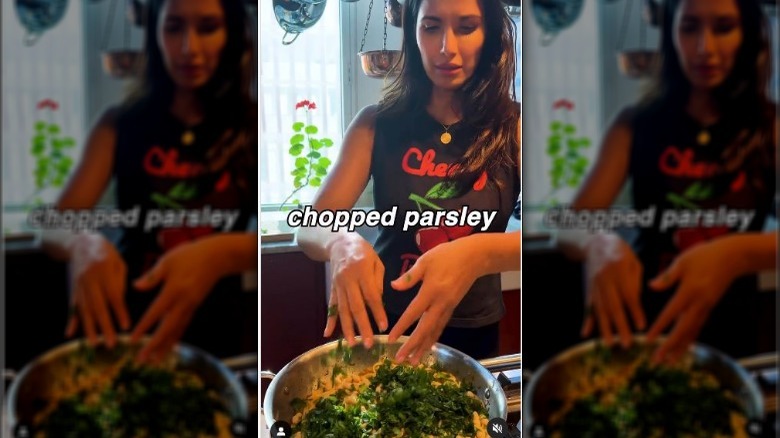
[[179, 65, 204, 77], [694, 65, 720, 78], [435, 65, 462, 76]]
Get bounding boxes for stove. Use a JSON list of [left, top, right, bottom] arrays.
[[737, 353, 778, 438]]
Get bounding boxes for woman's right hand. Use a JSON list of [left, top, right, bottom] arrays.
[[66, 233, 130, 347], [581, 233, 646, 348], [325, 233, 388, 349]]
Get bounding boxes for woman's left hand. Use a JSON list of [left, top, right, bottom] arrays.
[[387, 237, 481, 365], [646, 238, 740, 364], [130, 239, 224, 363]]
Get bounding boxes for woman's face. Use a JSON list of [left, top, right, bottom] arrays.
[[416, 0, 485, 92], [157, 0, 227, 90], [673, 0, 743, 90]]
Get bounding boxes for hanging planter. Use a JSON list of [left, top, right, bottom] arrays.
[[531, 0, 583, 46], [100, 0, 142, 78], [357, 0, 401, 78], [15, 0, 70, 46], [272, 0, 328, 45], [616, 0, 659, 79]]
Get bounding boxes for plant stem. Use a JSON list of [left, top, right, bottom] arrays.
[[280, 121, 315, 212]]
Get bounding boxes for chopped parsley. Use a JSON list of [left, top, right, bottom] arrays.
[[294, 358, 487, 437]]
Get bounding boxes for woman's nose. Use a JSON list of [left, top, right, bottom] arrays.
[[440, 27, 457, 56], [696, 29, 716, 56], [182, 28, 201, 55]]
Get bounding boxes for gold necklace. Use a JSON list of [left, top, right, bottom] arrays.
[[181, 129, 195, 146], [440, 123, 453, 145], [696, 128, 711, 146]]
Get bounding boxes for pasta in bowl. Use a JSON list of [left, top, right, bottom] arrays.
[[5, 337, 248, 438], [523, 337, 764, 438], [263, 336, 507, 437]]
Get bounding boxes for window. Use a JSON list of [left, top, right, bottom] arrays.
[[259, 2, 344, 214], [2, 1, 86, 234]]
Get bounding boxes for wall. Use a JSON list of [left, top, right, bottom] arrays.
[[522, 0, 602, 222]]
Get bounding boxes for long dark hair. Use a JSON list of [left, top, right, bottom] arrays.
[[377, 0, 520, 188], [125, 0, 257, 182], [641, 0, 774, 136]]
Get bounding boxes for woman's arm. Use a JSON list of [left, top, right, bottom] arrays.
[[557, 109, 635, 260], [41, 108, 119, 260], [296, 105, 378, 261]]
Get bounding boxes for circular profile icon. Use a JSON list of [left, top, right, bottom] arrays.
[[230, 418, 249, 436], [270, 421, 292, 437], [14, 423, 33, 438], [487, 417, 510, 438]]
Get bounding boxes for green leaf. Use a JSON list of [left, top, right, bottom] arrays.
[[310, 139, 321, 149], [292, 122, 305, 132], [321, 138, 334, 147], [295, 157, 309, 168], [550, 121, 562, 132], [294, 177, 304, 188], [315, 166, 328, 176], [47, 124, 60, 135], [52, 176, 65, 187], [563, 124, 576, 135], [289, 134, 305, 145], [310, 177, 322, 187], [424, 182, 458, 199], [34, 121, 47, 132], [289, 144, 304, 156], [580, 138, 592, 148], [567, 139, 580, 150], [31, 140, 45, 155], [305, 125, 319, 135], [307, 151, 321, 159], [546, 141, 561, 155], [291, 168, 307, 177], [318, 157, 332, 167], [567, 177, 580, 187], [61, 137, 76, 148]]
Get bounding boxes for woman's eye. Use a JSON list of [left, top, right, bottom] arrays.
[[423, 25, 439, 32], [713, 22, 737, 35], [164, 22, 183, 33], [198, 23, 220, 34], [680, 23, 698, 34], [459, 25, 477, 34]]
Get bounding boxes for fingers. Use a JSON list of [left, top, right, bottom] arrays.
[[131, 285, 175, 342], [65, 312, 79, 338], [88, 280, 117, 348], [391, 263, 423, 292], [649, 259, 682, 291], [137, 308, 191, 365], [346, 279, 374, 348], [623, 261, 646, 331], [369, 259, 388, 332], [76, 289, 98, 346], [652, 309, 704, 365], [647, 284, 691, 343], [107, 260, 131, 331], [593, 285, 614, 347], [336, 286, 357, 346], [323, 288, 339, 338], [394, 313, 433, 365], [604, 283, 632, 348], [388, 289, 428, 343], [134, 259, 166, 291]]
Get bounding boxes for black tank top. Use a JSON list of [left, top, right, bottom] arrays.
[[370, 107, 520, 328], [111, 102, 257, 357], [628, 104, 775, 357]]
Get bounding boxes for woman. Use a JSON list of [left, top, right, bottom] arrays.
[[297, 0, 521, 364], [561, 0, 776, 363], [43, 0, 257, 363]]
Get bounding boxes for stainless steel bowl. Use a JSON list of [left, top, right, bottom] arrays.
[[523, 336, 764, 435], [358, 50, 402, 78], [263, 335, 508, 426], [4, 336, 249, 435]]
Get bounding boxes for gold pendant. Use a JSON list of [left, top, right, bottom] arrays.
[[440, 132, 452, 144], [181, 130, 195, 146], [697, 129, 710, 146]]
